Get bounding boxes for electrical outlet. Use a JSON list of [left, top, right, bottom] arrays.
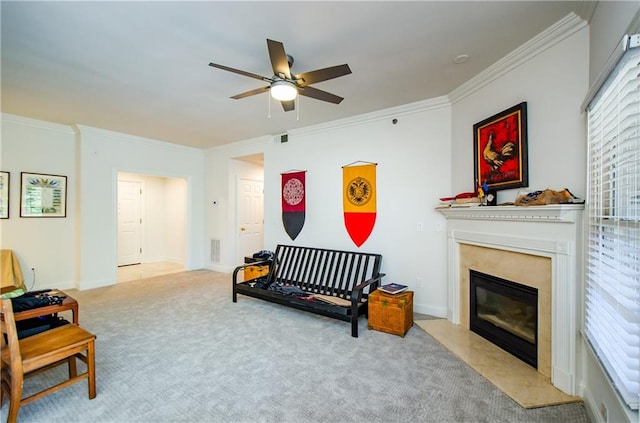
[[416, 277, 424, 287], [30, 267, 37, 289]]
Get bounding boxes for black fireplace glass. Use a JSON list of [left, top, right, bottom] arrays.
[[470, 270, 538, 368]]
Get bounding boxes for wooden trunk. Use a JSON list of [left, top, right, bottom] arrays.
[[243, 257, 269, 281], [368, 290, 413, 337]]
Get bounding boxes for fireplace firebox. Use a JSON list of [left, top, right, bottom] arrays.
[[469, 270, 538, 368]]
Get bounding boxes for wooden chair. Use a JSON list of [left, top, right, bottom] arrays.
[[0, 298, 97, 423]]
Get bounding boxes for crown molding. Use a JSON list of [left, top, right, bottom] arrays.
[[287, 96, 450, 139], [1, 113, 75, 134], [74, 124, 201, 153], [208, 134, 272, 154], [448, 12, 587, 105]]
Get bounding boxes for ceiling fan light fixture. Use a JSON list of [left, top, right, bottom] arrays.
[[270, 80, 298, 101]]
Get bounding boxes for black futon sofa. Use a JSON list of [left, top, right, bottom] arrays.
[[232, 244, 384, 337]]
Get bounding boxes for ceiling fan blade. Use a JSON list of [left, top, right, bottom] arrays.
[[230, 86, 270, 99], [281, 100, 295, 112], [209, 62, 270, 82], [298, 86, 344, 104], [267, 39, 291, 79], [295, 64, 352, 87]]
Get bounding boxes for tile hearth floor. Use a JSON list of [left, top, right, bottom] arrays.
[[414, 319, 582, 409]]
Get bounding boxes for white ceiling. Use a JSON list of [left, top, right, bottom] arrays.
[[1, 1, 594, 149]]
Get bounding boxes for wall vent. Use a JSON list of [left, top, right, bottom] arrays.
[[210, 239, 221, 263]]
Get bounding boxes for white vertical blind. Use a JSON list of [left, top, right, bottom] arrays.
[[585, 39, 639, 410]]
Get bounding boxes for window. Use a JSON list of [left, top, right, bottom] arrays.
[[585, 35, 639, 410]]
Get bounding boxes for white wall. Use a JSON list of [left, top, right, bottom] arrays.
[[0, 114, 77, 290], [205, 137, 268, 268], [207, 99, 452, 317], [165, 177, 187, 263], [272, 101, 452, 319], [77, 125, 204, 289], [0, 116, 205, 291], [449, 14, 589, 203]]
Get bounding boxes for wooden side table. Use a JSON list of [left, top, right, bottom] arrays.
[[367, 289, 413, 337], [13, 291, 79, 325]]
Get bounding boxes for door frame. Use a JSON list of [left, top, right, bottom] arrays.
[[117, 179, 143, 266], [235, 176, 264, 265], [114, 171, 189, 274]]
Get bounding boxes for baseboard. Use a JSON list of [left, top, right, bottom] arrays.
[[206, 263, 236, 273], [581, 338, 638, 423], [78, 278, 115, 290], [413, 303, 447, 318], [552, 366, 576, 396], [29, 280, 76, 292], [582, 386, 605, 423]]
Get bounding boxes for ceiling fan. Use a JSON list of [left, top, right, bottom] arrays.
[[208, 39, 351, 112]]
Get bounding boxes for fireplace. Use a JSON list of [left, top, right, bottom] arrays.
[[469, 270, 538, 368], [438, 204, 584, 395]]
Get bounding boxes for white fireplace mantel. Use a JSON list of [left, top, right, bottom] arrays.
[[438, 204, 584, 395], [438, 204, 583, 223]]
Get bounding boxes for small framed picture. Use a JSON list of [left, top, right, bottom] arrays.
[[473, 102, 528, 191], [0, 171, 9, 219], [20, 172, 68, 218]]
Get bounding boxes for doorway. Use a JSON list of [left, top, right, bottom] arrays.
[[117, 180, 142, 266], [238, 178, 264, 261], [116, 172, 187, 282], [232, 155, 265, 264]]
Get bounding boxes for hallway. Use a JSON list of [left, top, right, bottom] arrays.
[[117, 262, 184, 283]]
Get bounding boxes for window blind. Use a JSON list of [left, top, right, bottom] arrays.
[[585, 37, 639, 410]]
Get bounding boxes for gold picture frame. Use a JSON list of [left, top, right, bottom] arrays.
[[20, 172, 68, 218]]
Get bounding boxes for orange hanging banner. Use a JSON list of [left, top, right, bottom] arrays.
[[343, 163, 377, 247]]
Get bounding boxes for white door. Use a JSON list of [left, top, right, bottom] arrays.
[[238, 179, 264, 262], [117, 180, 142, 266]]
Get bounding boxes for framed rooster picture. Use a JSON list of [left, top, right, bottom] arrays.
[[473, 102, 528, 191]]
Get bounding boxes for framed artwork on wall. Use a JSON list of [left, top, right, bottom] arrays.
[[473, 102, 528, 191], [20, 172, 68, 218], [0, 171, 9, 219]]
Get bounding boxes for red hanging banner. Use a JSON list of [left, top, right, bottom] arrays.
[[281, 171, 306, 240], [343, 163, 377, 247]]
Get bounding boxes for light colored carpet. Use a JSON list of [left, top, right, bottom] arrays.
[[414, 319, 582, 408], [2, 270, 590, 423]]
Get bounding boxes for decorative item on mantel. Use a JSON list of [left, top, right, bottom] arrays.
[[437, 192, 481, 208], [514, 188, 583, 206], [437, 187, 583, 209], [437, 183, 497, 208], [479, 181, 497, 206]]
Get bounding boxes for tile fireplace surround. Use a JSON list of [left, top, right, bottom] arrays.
[[438, 204, 584, 395]]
